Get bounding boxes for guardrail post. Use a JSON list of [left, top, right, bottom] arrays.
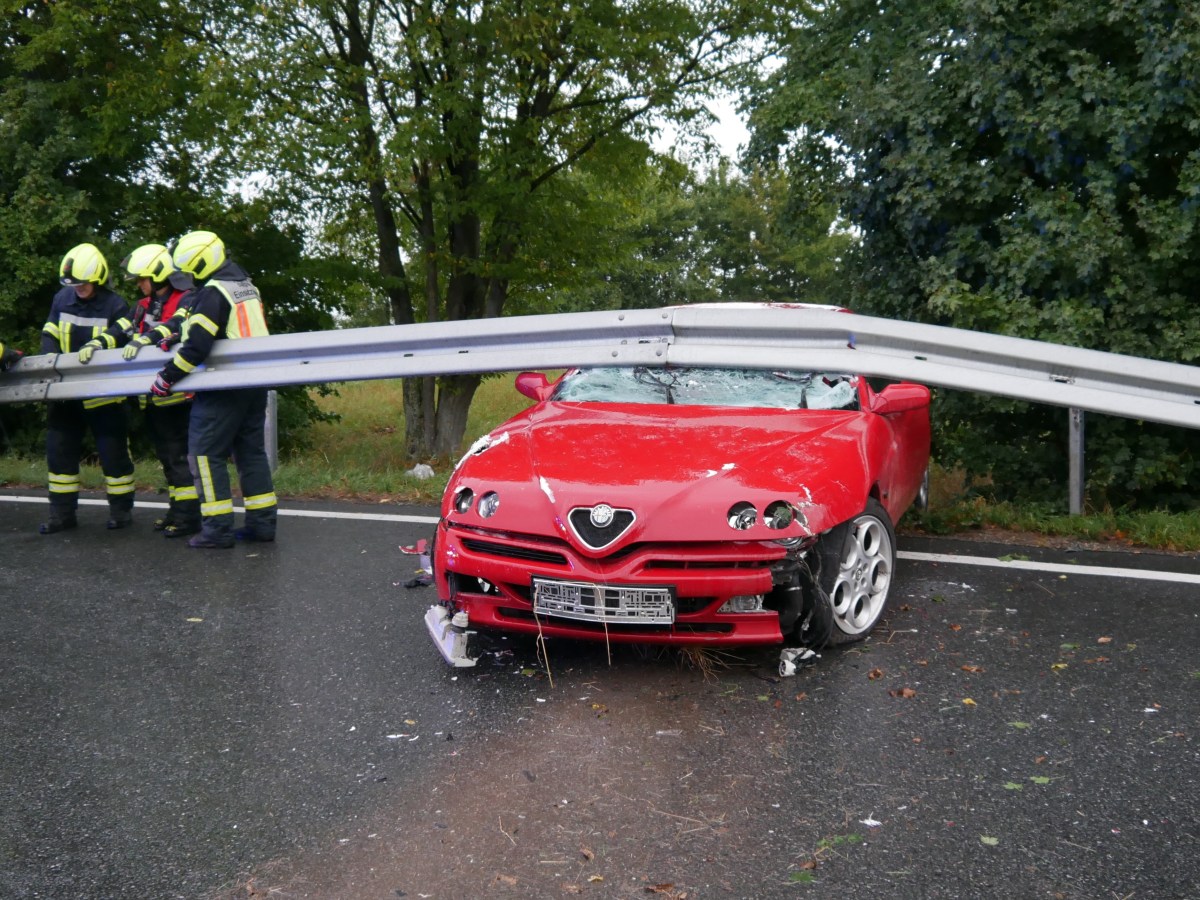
[[1069, 407, 1085, 515], [265, 389, 279, 473]]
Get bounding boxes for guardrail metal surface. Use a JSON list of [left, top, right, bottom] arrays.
[[0, 306, 1196, 429]]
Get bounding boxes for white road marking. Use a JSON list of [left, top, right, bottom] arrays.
[[899, 550, 1200, 585], [0, 494, 440, 526], [4, 494, 1196, 583]]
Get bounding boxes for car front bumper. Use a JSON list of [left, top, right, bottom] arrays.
[[434, 519, 788, 647]]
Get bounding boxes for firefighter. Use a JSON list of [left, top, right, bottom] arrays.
[[77, 243, 200, 537], [0, 339, 22, 370], [151, 230, 277, 549], [39, 243, 137, 533]]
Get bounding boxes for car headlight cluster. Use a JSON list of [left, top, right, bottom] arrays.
[[453, 486, 500, 518], [726, 499, 799, 531]]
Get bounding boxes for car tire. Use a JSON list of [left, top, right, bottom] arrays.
[[816, 498, 896, 645]]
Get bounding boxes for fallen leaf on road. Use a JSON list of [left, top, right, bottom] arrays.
[[889, 687, 917, 699], [1097, 636, 1113, 644], [962, 698, 977, 706], [868, 668, 884, 680], [981, 836, 999, 846], [961, 664, 984, 674]]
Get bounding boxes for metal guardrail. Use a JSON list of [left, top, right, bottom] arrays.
[[1, 306, 1197, 430]]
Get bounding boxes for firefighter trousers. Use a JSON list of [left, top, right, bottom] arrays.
[[145, 400, 199, 527], [188, 388, 277, 541], [45, 399, 135, 516]]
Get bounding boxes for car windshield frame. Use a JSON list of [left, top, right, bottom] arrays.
[[550, 366, 860, 411]]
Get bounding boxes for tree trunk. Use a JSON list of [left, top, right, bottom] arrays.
[[432, 373, 483, 458]]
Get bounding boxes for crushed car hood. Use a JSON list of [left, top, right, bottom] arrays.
[[449, 403, 885, 548]]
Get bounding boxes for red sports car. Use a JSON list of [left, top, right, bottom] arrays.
[[426, 310, 931, 667]]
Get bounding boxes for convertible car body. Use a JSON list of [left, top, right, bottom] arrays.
[[427, 305, 931, 667]]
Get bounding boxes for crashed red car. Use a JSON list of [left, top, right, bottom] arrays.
[[427, 306, 931, 667]]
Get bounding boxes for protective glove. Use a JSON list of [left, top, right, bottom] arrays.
[[150, 372, 174, 397], [0, 346, 23, 371], [158, 334, 179, 352], [77, 342, 100, 364], [123, 335, 153, 360]]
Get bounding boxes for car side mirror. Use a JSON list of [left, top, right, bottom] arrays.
[[871, 383, 931, 415], [515, 371, 554, 401]]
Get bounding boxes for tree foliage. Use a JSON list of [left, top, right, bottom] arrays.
[[751, 0, 1200, 508], [212, 0, 773, 457], [0, 1, 359, 452], [544, 156, 852, 311]]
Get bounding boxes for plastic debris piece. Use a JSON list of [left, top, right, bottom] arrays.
[[779, 646, 818, 677]]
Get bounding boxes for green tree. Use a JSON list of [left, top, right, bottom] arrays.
[[750, 0, 1200, 508], [0, 1, 358, 454], [0, 0, 205, 340], [692, 160, 850, 302], [213, 0, 772, 458], [547, 157, 853, 311]]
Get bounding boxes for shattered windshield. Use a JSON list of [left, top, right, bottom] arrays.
[[552, 367, 859, 411]]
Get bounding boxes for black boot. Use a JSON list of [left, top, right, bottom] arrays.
[[164, 499, 200, 538], [106, 499, 134, 530], [39, 513, 78, 535], [163, 519, 201, 538]]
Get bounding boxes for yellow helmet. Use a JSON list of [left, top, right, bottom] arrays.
[[59, 243, 109, 286], [121, 243, 175, 282], [172, 230, 226, 281]]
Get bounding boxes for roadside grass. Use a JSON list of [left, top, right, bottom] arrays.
[[2, 377, 1197, 552], [910, 491, 1200, 552]]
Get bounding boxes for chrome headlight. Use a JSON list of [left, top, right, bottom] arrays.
[[477, 491, 500, 518], [727, 501, 757, 530], [453, 487, 474, 513]]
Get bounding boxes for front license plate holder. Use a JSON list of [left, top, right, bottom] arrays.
[[532, 578, 675, 625]]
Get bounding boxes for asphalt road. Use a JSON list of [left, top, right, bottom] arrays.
[[2, 493, 1198, 900]]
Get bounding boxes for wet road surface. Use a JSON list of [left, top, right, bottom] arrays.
[[2, 494, 1198, 899]]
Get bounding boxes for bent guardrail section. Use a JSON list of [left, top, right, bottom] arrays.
[[0, 306, 1197, 430]]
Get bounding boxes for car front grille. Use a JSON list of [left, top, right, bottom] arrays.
[[460, 538, 568, 566], [643, 558, 774, 571]]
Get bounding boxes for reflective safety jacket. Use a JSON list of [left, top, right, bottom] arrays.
[[159, 259, 268, 386], [41, 286, 132, 408], [91, 286, 195, 407]]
